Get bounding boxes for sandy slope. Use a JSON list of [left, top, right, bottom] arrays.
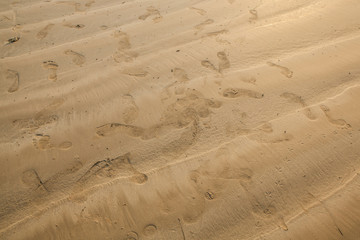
[[0, 0, 360, 239]]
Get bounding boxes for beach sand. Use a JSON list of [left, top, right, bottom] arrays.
[[0, 0, 360, 239]]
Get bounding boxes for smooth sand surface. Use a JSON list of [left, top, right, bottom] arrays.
[[1, 0, 360, 239]]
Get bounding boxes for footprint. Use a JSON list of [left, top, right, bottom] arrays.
[[280, 92, 316, 120], [36, 24, 54, 39], [42, 61, 58, 81], [21, 169, 47, 191], [122, 68, 148, 77], [12, 99, 63, 132], [138, 7, 162, 22], [58, 141, 72, 150], [64, 49, 86, 66], [189, 7, 207, 16], [79, 153, 147, 184], [257, 122, 273, 133], [320, 105, 351, 128], [201, 52, 230, 73], [0, 14, 12, 23], [160, 68, 190, 99], [241, 77, 257, 85], [122, 95, 139, 124], [159, 120, 200, 158], [222, 88, 264, 99], [84, 0, 95, 7], [5, 69, 19, 93], [114, 30, 131, 49], [201, 60, 217, 72], [173, 68, 189, 82], [113, 30, 138, 63], [13, 115, 58, 132], [95, 123, 144, 137], [162, 89, 221, 127], [217, 51, 230, 73], [34, 98, 64, 120], [33, 134, 53, 150], [125, 231, 139, 240], [267, 62, 293, 78], [57, 0, 94, 12], [113, 51, 138, 63], [130, 173, 148, 184], [194, 19, 214, 35], [143, 224, 157, 236], [225, 122, 251, 137], [249, 9, 258, 22]]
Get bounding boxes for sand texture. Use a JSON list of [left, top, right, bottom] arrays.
[[1, 0, 360, 239]]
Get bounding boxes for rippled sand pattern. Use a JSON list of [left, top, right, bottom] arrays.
[[0, 0, 360, 239]]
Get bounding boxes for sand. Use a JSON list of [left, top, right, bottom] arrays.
[[1, 0, 360, 239]]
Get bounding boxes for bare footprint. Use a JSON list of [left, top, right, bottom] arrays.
[[122, 68, 148, 77], [223, 88, 264, 99], [58, 141, 72, 150], [189, 7, 207, 16], [5, 69, 19, 93], [122, 95, 139, 124], [12, 99, 63, 133], [34, 98, 64, 120], [113, 30, 138, 63], [42, 61, 58, 81], [64, 49, 85, 66], [13, 115, 58, 132], [113, 51, 138, 63], [320, 105, 351, 128], [138, 7, 162, 22], [36, 24, 54, 39], [249, 9, 258, 23], [201, 52, 230, 73], [173, 68, 189, 82], [160, 68, 189, 99], [201, 60, 217, 72], [280, 92, 316, 120], [0, 14, 12, 23], [217, 51, 230, 72], [194, 19, 214, 35], [267, 62, 293, 78], [33, 134, 53, 150], [57, 0, 94, 12], [114, 30, 131, 49], [241, 77, 257, 85], [78, 153, 147, 184], [84, 0, 95, 7], [215, 37, 231, 45], [143, 224, 157, 236]]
